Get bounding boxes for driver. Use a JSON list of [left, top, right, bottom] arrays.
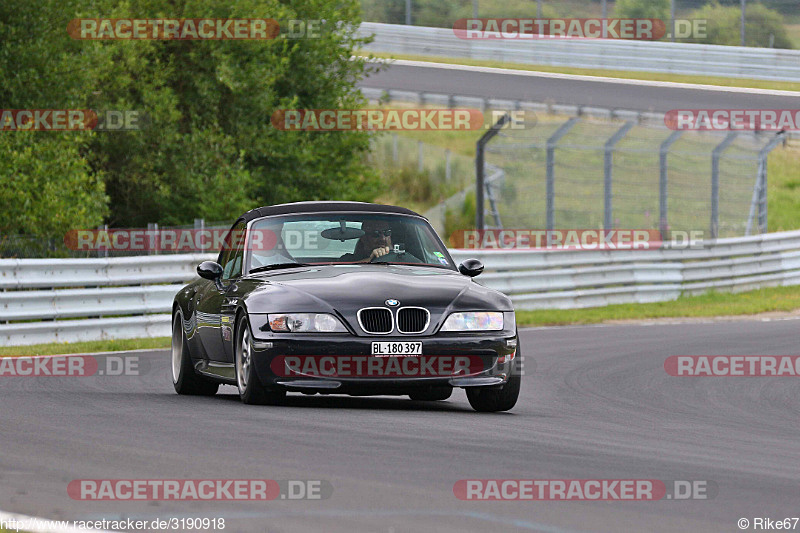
[[339, 220, 393, 263]]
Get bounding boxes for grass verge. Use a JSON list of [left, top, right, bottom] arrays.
[[787, 24, 800, 48], [767, 144, 800, 232], [362, 52, 800, 93], [0, 337, 170, 357], [516, 285, 800, 327]]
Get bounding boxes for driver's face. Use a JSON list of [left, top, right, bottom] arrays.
[[362, 222, 392, 249]]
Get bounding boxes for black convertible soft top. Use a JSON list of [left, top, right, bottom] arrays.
[[238, 201, 424, 224]]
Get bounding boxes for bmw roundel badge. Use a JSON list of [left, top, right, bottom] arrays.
[[385, 299, 400, 307]]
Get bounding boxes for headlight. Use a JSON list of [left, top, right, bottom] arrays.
[[267, 313, 347, 333], [441, 312, 503, 331]]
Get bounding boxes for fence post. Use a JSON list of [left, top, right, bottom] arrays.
[[710, 132, 738, 239], [746, 131, 785, 235], [603, 121, 635, 230], [147, 222, 158, 255], [96, 225, 103, 258], [392, 133, 398, 162], [659, 130, 683, 236], [445, 149, 452, 181], [475, 113, 510, 231], [546, 118, 580, 231], [194, 219, 204, 255], [418, 141, 424, 173]]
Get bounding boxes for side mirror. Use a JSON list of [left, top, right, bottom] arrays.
[[458, 258, 484, 278], [197, 261, 223, 281]]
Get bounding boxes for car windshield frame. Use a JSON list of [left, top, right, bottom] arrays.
[[242, 211, 458, 274]]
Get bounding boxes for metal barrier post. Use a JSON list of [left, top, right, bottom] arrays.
[[659, 131, 683, 236], [603, 121, 635, 230], [747, 131, 785, 235], [710, 132, 738, 239], [475, 113, 510, 230], [546, 118, 580, 231]]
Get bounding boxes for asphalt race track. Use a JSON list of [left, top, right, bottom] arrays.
[[2, 319, 799, 532], [359, 60, 800, 113]]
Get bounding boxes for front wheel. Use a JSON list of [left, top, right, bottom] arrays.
[[466, 373, 520, 412], [171, 313, 219, 396], [235, 314, 286, 406]]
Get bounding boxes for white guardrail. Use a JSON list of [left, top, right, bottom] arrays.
[[358, 22, 800, 82], [0, 255, 211, 346], [4, 230, 800, 345]]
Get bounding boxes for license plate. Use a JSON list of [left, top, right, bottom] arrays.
[[371, 341, 422, 357]]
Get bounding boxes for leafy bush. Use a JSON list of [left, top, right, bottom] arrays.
[[444, 191, 476, 244], [0, 133, 108, 241], [683, 1, 793, 48], [0, 0, 381, 241], [614, 0, 669, 20]]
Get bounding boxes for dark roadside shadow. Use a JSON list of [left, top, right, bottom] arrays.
[[83, 386, 517, 414], [216, 390, 481, 413], [148, 388, 516, 414]]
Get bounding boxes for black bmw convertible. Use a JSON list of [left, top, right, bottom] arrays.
[[171, 201, 520, 412]]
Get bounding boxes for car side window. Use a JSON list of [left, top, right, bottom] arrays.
[[219, 222, 246, 280]]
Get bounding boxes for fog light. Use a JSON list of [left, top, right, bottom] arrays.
[[252, 341, 273, 350]]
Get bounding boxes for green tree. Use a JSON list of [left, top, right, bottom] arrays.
[[1, 0, 381, 241], [0, 133, 107, 240], [683, 1, 792, 48], [82, 0, 381, 226], [0, 0, 109, 245], [614, 0, 669, 21]]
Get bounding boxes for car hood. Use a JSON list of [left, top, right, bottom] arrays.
[[241, 264, 512, 335]]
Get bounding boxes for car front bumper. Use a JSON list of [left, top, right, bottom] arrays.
[[247, 327, 519, 395]]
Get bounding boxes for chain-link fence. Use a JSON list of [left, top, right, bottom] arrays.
[[368, 133, 472, 187], [367, 132, 475, 234], [480, 113, 784, 238]]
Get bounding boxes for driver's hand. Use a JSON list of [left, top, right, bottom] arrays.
[[369, 246, 391, 260]]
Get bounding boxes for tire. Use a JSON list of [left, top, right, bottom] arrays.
[[235, 314, 286, 406], [409, 387, 453, 402], [171, 313, 219, 396], [466, 373, 520, 413]]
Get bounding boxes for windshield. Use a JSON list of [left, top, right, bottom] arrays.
[[246, 213, 455, 273]]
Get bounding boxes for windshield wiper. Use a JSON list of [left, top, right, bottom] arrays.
[[249, 262, 311, 274]]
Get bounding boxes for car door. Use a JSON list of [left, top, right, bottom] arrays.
[[219, 233, 249, 365], [195, 221, 246, 362]]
